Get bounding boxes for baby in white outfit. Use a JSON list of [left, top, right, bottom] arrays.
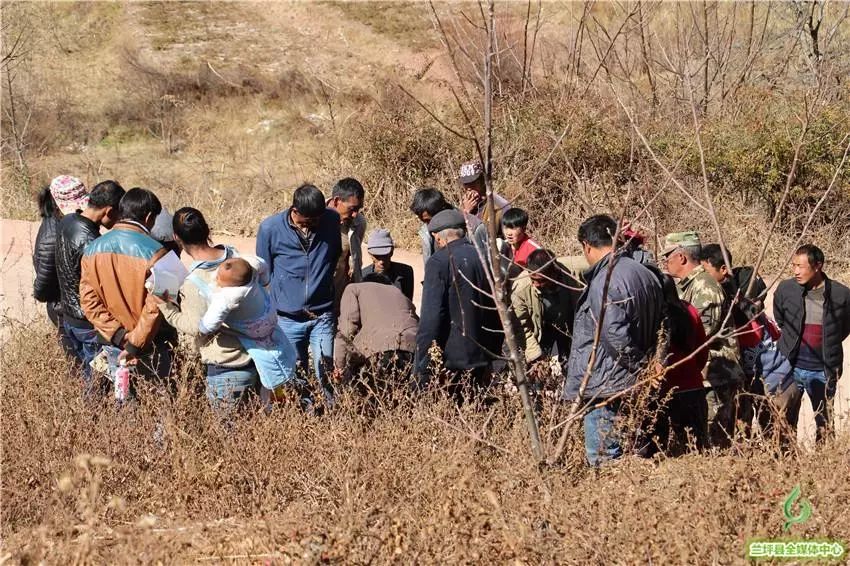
[[200, 256, 276, 340]]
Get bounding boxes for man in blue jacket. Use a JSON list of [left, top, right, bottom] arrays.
[[564, 214, 664, 466], [257, 184, 342, 404]]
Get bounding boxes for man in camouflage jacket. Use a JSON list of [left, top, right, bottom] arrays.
[[662, 231, 745, 447]]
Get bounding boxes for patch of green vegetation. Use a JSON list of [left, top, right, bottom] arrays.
[[326, 1, 439, 50], [98, 125, 150, 148], [137, 1, 239, 52]]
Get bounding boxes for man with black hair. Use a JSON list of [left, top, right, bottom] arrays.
[[511, 249, 579, 371], [500, 208, 541, 268], [258, 184, 342, 404], [774, 244, 850, 439], [327, 178, 367, 307], [80, 187, 172, 389], [565, 214, 664, 466], [56, 180, 125, 393], [699, 243, 781, 436], [700, 244, 766, 306], [410, 187, 457, 266]]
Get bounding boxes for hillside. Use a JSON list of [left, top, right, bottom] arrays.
[[3, 2, 848, 268]]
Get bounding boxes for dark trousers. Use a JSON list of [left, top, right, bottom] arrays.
[[662, 389, 709, 454], [635, 388, 709, 458], [737, 373, 774, 438], [47, 303, 76, 360], [445, 365, 493, 405]]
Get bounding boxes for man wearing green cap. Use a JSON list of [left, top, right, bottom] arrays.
[[661, 231, 745, 447]]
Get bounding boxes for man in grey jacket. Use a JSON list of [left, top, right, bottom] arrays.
[[564, 215, 664, 466]]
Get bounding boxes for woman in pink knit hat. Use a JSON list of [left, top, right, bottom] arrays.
[[33, 176, 88, 353]]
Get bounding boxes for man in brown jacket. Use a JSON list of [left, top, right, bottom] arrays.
[[333, 273, 419, 388], [80, 188, 172, 387]]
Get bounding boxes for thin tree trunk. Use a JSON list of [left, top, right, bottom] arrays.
[[4, 68, 29, 183], [637, 1, 658, 108], [702, 0, 710, 113], [482, 0, 544, 462]]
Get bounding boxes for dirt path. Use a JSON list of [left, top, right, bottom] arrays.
[[2, 217, 847, 444]]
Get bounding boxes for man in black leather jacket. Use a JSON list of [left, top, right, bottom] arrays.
[[34, 177, 87, 359], [55, 180, 125, 391]]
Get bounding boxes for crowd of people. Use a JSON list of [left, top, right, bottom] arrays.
[[31, 162, 850, 465]]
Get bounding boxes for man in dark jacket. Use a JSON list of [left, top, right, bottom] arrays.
[[414, 209, 499, 401], [56, 180, 125, 391], [34, 176, 90, 324], [361, 229, 415, 301], [257, 184, 342, 404], [564, 215, 664, 466], [34, 176, 91, 358], [773, 244, 850, 439]]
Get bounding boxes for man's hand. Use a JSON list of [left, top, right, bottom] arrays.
[[149, 290, 169, 305], [461, 190, 482, 214], [118, 349, 139, 366], [331, 368, 345, 383]]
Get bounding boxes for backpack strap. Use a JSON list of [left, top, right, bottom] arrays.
[[187, 271, 213, 301], [186, 246, 238, 301]]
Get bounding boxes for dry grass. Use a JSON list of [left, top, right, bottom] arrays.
[[2, 320, 849, 564]]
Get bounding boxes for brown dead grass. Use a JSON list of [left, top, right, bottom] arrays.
[[2, 320, 849, 564]]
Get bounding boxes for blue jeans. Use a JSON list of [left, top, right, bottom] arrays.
[[206, 363, 259, 411], [583, 401, 624, 466], [62, 322, 102, 390], [791, 367, 832, 434], [277, 312, 335, 404], [104, 338, 173, 402]]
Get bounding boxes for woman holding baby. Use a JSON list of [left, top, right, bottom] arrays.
[[154, 207, 262, 410]]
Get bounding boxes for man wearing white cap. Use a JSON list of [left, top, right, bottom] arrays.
[[457, 160, 510, 220]]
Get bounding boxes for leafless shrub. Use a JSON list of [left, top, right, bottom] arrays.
[[3, 319, 849, 562]]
